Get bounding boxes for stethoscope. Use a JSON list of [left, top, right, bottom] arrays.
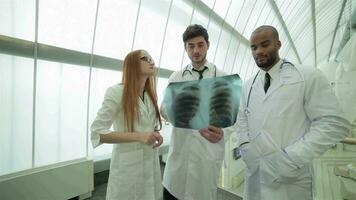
[[245, 59, 294, 113], [182, 64, 217, 78]]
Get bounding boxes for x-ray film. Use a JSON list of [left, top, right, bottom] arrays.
[[163, 74, 242, 130]]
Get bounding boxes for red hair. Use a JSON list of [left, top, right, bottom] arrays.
[[121, 50, 162, 132]]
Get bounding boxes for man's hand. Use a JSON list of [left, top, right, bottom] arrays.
[[199, 125, 224, 143]]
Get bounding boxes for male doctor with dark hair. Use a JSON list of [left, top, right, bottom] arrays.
[[160, 24, 235, 200]]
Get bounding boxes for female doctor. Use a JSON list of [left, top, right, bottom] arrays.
[[91, 49, 163, 200]]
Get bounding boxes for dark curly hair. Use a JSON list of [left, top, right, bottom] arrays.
[[182, 24, 209, 46]]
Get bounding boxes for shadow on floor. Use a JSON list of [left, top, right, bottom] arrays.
[[83, 161, 166, 200]]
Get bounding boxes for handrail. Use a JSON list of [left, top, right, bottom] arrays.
[[341, 137, 356, 145]]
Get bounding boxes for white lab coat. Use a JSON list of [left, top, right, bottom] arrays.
[[237, 60, 351, 200], [161, 61, 235, 200], [91, 84, 162, 200]]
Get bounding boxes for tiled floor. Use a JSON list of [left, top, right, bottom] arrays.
[[86, 163, 241, 200], [87, 170, 109, 200], [87, 163, 166, 200], [88, 183, 107, 200]]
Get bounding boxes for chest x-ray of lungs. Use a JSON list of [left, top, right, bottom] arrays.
[[163, 74, 242, 130]]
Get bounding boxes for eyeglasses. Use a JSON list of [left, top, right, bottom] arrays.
[[140, 56, 155, 65]]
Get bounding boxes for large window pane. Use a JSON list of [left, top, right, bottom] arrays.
[[222, 36, 239, 73], [213, 27, 230, 71], [191, 8, 209, 27], [94, 0, 139, 59], [235, 0, 257, 36], [206, 21, 220, 62], [201, 0, 216, 9], [35, 61, 89, 166], [238, 46, 255, 79], [242, 57, 257, 81], [134, 0, 171, 63], [0, 54, 33, 175], [157, 77, 169, 106], [243, 0, 268, 39], [38, 0, 97, 52], [0, 0, 35, 40], [156, 77, 171, 149], [225, 0, 245, 27], [160, 0, 193, 70], [213, 0, 231, 18]]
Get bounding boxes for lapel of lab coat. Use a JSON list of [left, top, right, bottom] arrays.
[[138, 92, 150, 116], [263, 73, 282, 101], [263, 66, 300, 101]]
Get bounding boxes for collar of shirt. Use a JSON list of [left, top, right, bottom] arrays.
[[185, 60, 214, 73], [259, 59, 282, 85]]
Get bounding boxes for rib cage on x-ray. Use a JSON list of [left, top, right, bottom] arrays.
[[209, 80, 233, 127], [163, 74, 241, 129], [172, 84, 200, 127]]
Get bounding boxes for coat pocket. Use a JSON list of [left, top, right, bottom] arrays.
[[239, 143, 260, 175], [252, 131, 280, 157], [260, 150, 302, 184]]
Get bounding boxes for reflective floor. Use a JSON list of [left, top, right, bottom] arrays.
[[89, 183, 107, 200]]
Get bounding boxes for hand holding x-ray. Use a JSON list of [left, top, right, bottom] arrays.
[[199, 125, 224, 143]]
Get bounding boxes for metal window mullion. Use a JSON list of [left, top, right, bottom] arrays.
[[212, 0, 233, 64], [32, 0, 40, 168], [241, 0, 268, 77], [263, 3, 274, 27], [178, 0, 251, 71], [247, 55, 256, 78], [189, 0, 198, 24], [206, 0, 217, 31], [180, 0, 198, 69], [131, 0, 142, 51], [237, 0, 258, 75], [283, 0, 298, 25], [9, 1, 15, 170], [222, 0, 246, 71], [286, 2, 307, 35], [157, 0, 174, 81], [268, 0, 301, 64], [229, 0, 249, 74], [311, 0, 317, 66], [328, 0, 347, 61], [289, 16, 312, 46], [272, 1, 301, 53], [57, 64, 63, 161], [183, 0, 250, 50], [279, 1, 298, 47], [222, 0, 247, 72], [85, 0, 100, 157], [315, 0, 336, 38], [241, 40, 254, 77]]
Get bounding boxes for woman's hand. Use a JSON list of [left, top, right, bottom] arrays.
[[140, 131, 163, 148]]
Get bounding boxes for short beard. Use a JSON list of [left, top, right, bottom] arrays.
[[256, 53, 278, 70]]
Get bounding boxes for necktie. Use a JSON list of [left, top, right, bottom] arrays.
[[192, 66, 208, 80], [264, 72, 271, 93]]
